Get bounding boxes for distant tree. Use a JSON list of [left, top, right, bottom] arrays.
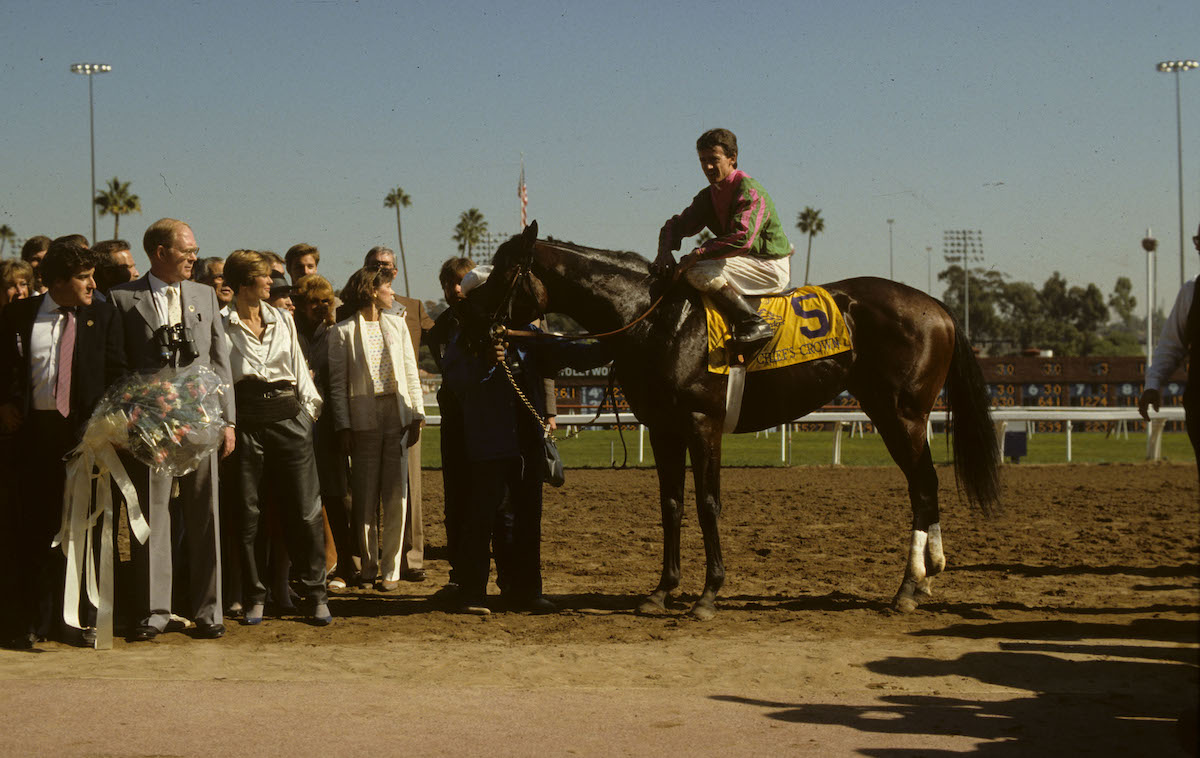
[[94, 177, 141, 238], [795, 207, 825, 285], [937, 264, 1006, 346], [0, 225, 15, 257], [696, 230, 713, 245], [383, 187, 412, 298], [452, 208, 488, 258], [1107, 276, 1138, 328], [993, 280, 1044, 351]]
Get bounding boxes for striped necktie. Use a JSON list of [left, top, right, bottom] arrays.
[[56, 307, 75, 418]]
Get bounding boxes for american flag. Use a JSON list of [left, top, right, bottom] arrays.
[[518, 158, 528, 229]]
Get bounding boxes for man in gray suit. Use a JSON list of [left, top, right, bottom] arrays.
[[108, 218, 236, 641]]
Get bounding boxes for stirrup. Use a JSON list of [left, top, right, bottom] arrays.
[[726, 331, 771, 365]]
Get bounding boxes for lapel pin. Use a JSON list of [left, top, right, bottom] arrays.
[[87, 320, 95, 327], [188, 304, 196, 312]]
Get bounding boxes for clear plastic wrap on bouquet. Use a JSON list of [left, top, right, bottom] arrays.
[[86, 364, 228, 477]]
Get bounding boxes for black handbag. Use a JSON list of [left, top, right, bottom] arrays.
[[542, 434, 565, 488]]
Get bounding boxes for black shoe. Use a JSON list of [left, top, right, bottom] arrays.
[[192, 623, 226, 640], [1, 633, 35, 650], [402, 568, 427, 582], [59, 627, 97, 648], [505, 595, 557, 614], [129, 625, 159, 642]]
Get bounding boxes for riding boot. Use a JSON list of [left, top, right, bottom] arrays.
[[709, 284, 773, 357]]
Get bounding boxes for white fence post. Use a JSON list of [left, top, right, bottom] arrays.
[[1146, 419, 1166, 461]]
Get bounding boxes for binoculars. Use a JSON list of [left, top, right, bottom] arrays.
[[156, 323, 199, 365]]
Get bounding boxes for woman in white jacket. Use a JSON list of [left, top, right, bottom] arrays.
[[327, 266, 424, 591]]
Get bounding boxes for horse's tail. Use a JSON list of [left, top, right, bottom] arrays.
[[943, 316, 1002, 516]]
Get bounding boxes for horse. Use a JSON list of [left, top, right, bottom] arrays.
[[469, 222, 1001, 620]]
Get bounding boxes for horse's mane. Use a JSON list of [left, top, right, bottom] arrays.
[[494, 233, 650, 271], [539, 237, 649, 266]]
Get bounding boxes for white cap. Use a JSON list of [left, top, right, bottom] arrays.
[[460, 265, 492, 296]]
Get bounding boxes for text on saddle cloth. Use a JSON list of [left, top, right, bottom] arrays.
[[705, 286, 853, 375]]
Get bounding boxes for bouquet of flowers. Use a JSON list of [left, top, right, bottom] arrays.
[[86, 364, 227, 477]]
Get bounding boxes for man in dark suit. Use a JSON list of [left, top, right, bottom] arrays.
[[108, 218, 236, 641], [0, 238, 125, 648]]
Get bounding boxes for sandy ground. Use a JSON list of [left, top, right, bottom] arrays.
[[2, 463, 1197, 756]]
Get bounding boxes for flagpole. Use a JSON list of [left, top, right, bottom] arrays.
[[518, 154, 528, 230]]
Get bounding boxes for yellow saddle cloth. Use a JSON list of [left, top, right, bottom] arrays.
[[705, 286, 853, 374]]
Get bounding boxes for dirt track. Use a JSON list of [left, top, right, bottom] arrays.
[[2, 463, 1197, 756]]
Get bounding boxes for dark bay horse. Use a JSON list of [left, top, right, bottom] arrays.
[[472, 223, 1001, 619]]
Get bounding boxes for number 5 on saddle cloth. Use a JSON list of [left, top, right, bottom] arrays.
[[704, 285, 853, 432]]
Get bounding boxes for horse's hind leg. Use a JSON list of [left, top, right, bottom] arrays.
[[896, 441, 945, 611], [861, 406, 943, 613], [639, 427, 686, 614]]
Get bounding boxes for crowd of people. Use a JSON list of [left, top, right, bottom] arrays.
[[0, 218, 602, 649], [1, 128, 795, 649]]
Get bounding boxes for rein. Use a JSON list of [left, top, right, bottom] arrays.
[[497, 252, 684, 342]]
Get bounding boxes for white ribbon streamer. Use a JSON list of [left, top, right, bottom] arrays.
[[53, 435, 147, 650]]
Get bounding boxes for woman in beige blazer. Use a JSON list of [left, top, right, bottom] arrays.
[[327, 266, 424, 590]]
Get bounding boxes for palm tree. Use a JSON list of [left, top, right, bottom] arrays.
[[383, 187, 412, 297], [795, 206, 825, 285], [0, 225, 15, 257], [94, 177, 142, 238], [452, 208, 489, 260]]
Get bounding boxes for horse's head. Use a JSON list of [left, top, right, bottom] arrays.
[[463, 220, 549, 331]]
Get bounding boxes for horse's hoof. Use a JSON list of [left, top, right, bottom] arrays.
[[638, 597, 668, 615], [892, 594, 919, 613], [689, 604, 716, 621]]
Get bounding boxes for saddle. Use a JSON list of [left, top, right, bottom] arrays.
[[704, 285, 852, 375]]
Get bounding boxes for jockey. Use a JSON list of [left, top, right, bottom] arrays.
[[654, 128, 792, 352]]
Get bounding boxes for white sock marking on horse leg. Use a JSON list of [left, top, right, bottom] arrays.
[[907, 529, 929, 583], [926, 522, 945, 574]]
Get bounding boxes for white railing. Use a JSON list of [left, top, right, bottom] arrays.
[[422, 406, 1188, 464]]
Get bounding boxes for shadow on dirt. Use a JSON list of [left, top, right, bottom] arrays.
[[909, 616, 1199, 643], [711, 616, 1199, 756], [954, 561, 1199, 578]]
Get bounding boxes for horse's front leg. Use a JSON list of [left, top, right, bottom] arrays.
[[639, 427, 686, 614], [687, 415, 724, 621]]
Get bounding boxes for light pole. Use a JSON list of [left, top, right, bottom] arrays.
[[1156, 60, 1198, 290], [1142, 229, 1158, 364], [70, 63, 111, 244], [943, 230, 983, 342], [887, 218, 894, 279]]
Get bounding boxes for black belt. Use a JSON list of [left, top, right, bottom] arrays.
[[234, 379, 300, 426], [235, 379, 295, 399]]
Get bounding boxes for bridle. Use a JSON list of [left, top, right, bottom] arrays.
[[489, 247, 681, 342]]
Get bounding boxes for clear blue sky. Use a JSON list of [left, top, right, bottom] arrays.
[[2, 0, 1198, 312]]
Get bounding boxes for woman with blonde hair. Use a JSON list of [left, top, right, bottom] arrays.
[[327, 266, 423, 592], [223, 249, 330, 626], [0, 259, 33, 309]]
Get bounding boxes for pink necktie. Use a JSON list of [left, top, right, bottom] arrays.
[[56, 308, 75, 418]]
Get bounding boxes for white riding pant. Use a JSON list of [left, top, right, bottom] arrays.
[[684, 255, 791, 295]]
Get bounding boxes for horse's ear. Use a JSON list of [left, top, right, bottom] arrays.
[[523, 220, 538, 245]]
